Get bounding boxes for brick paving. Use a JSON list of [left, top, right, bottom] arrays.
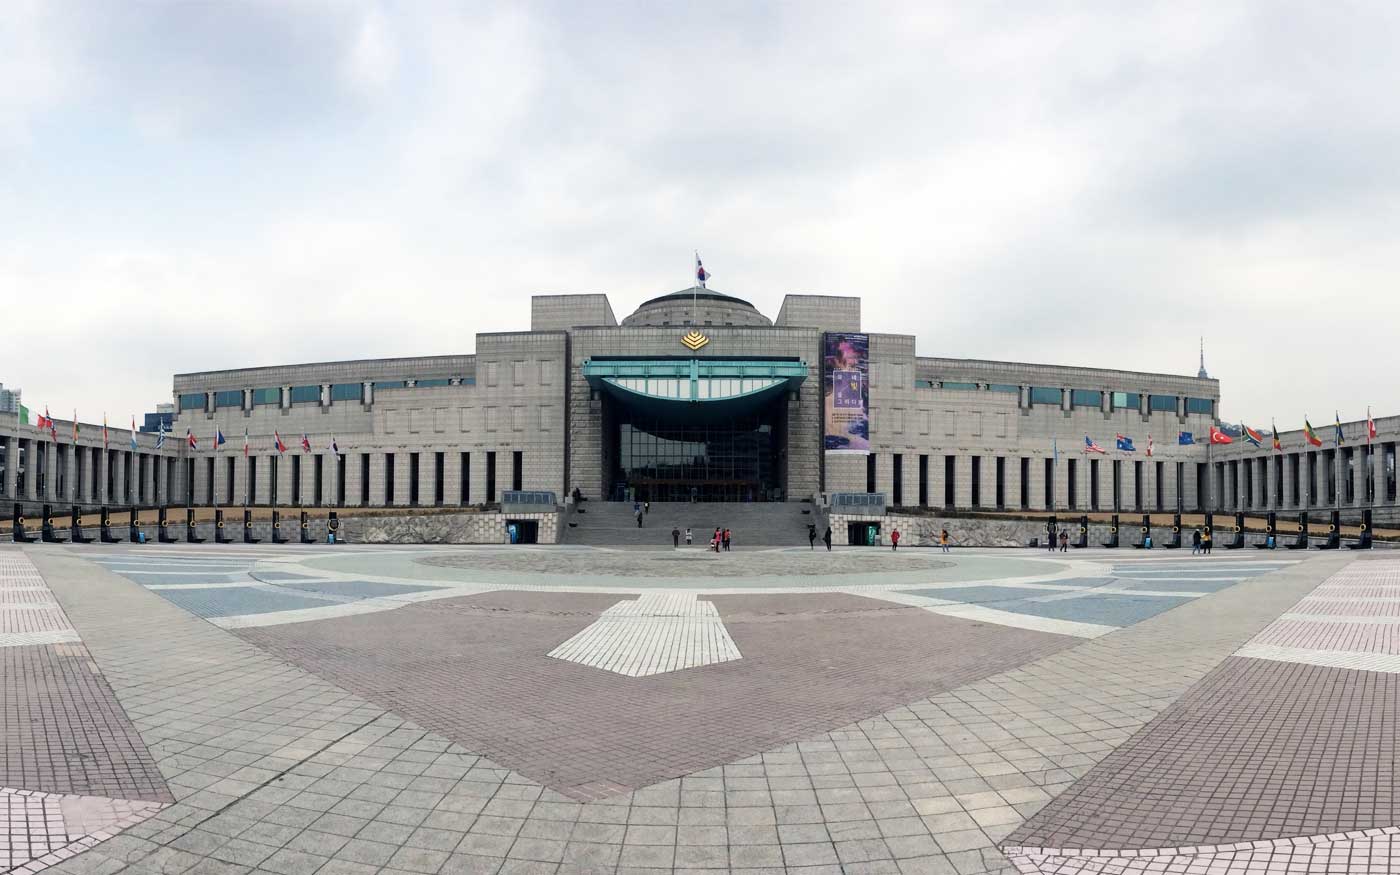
[[238, 590, 1076, 800], [1, 545, 1353, 875]]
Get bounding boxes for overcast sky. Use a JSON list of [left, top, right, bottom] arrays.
[[3, 1, 1397, 431]]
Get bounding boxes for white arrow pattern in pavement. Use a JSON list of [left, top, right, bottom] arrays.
[[548, 592, 742, 677]]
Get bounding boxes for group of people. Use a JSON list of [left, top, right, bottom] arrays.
[[1191, 527, 1214, 554], [807, 525, 834, 550], [669, 526, 733, 551]]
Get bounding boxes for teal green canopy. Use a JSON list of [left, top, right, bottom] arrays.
[[583, 359, 807, 419]]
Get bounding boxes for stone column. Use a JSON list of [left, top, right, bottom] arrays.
[[368, 452, 387, 506], [394, 453, 413, 506], [1004, 455, 1022, 510], [65, 444, 78, 504], [275, 454, 295, 507], [419, 452, 436, 506], [344, 452, 364, 507], [252, 454, 270, 506], [114, 451, 128, 505], [929, 452, 947, 508], [954, 455, 973, 508], [364, 381, 374, 407], [1, 431, 16, 500], [1054, 457, 1072, 511], [1026, 454, 1045, 510]]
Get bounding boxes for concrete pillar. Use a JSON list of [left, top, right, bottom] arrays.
[[364, 381, 374, 406], [2, 431, 16, 500], [1054, 457, 1072, 511], [1027, 455, 1046, 510], [418, 452, 436, 506], [320, 384, 331, 407], [205, 391, 214, 415], [344, 452, 364, 507], [1354, 448, 1369, 506], [929, 452, 947, 508], [252, 454, 270, 506], [112, 451, 126, 505], [64, 444, 78, 504], [300, 453, 316, 507], [902, 454, 919, 509], [275, 453, 295, 507], [394, 453, 413, 506], [243, 388, 252, 413], [1004, 455, 1022, 510], [368, 452, 387, 506], [954, 455, 973, 508]]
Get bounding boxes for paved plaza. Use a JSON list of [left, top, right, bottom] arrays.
[[1, 542, 1395, 874]]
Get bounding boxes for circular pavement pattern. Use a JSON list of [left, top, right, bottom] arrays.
[[416, 548, 956, 578]]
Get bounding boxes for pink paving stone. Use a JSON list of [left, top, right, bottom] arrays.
[[1254, 618, 1400, 653]]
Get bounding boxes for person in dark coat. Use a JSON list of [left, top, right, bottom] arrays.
[[808, 524, 817, 549], [671, 527, 680, 548], [823, 526, 833, 551]]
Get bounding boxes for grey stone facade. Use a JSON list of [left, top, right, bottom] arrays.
[[7, 286, 1394, 529]]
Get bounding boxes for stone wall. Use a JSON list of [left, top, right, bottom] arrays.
[[343, 509, 559, 544], [831, 512, 1166, 548]]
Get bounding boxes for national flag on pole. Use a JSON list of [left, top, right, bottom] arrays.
[[1367, 408, 1377, 443], [1209, 426, 1233, 445], [695, 253, 710, 287], [130, 416, 138, 450], [243, 428, 250, 458], [1242, 424, 1264, 447], [39, 408, 56, 441], [1147, 434, 1154, 457], [329, 437, 340, 456], [1334, 412, 1345, 446], [1303, 417, 1323, 447], [17, 404, 30, 426], [1052, 437, 1059, 465], [1084, 436, 1107, 454], [1115, 434, 1136, 452], [1178, 431, 1195, 445], [72, 410, 78, 443], [301, 433, 311, 453], [274, 431, 287, 453], [187, 429, 198, 450], [1271, 421, 1282, 452], [155, 421, 166, 449], [215, 429, 226, 450], [103, 414, 109, 449]]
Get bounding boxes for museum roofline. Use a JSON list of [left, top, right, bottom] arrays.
[[917, 355, 1220, 387]]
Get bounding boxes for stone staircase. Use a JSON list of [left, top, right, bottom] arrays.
[[560, 500, 820, 547]]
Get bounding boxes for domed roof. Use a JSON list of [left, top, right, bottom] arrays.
[[622, 286, 771, 327]]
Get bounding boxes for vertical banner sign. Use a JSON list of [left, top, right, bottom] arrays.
[[823, 332, 870, 454]]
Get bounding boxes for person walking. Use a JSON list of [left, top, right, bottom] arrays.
[[1191, 528, 1202, 555], [685, 527, 693, 546], [808, 524, 817, 550], [1059, 529, 1069, 552], [891, 528, 900, 551], [722, 528, 732, 551], [1046, 524, 1057, 552], [939, 528, 950, 553], [644, 501, 650, 515], [636, 509, 643, 528], [671, 526, 680, 548], [713, 527, 722, 553], [823, 526, 833, 551]]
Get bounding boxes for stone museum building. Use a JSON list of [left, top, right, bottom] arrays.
[[2, 287, 1397, 532]]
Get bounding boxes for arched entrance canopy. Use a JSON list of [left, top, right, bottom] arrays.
[[582, 358, 807, 419]]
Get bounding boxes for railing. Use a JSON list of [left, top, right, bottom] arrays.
[[501, 491, 557, 509], [829, 492, 886, 514]]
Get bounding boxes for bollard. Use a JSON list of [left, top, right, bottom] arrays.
[[100, 506, 120, 543], [1164, 513, 1182, 549], [244, 509, 260, 544], [271, 510, 288, 544], [13, 503, 36, 543], [327, 511, 341, 545], [186, 507, 205, 544], [300, 510, 314, 544], [1256, 512, 1277, 549], [158, 505, 178, 543], [41, 504, 64, 543], [70, 506, 93, 543], [129, 507, 142, 544], [215, 509, 234, 544], [1074, 515, 1088, 549], [1102, 515, 1120, 548]]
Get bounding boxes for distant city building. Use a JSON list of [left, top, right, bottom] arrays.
[[140, 404, 175, 434], [0, 384, 20, 415]]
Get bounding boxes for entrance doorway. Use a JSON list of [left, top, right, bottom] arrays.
[[848, 522, 880, 546], [506, 519, 539, 543]]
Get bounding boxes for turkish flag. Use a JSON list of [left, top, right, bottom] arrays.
[[1209, 426, 1233, 445]]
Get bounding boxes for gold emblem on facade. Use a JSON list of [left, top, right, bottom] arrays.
[[681, 330, 710, 351]]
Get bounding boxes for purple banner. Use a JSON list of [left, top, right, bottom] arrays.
[[823, 332, 869, 454]]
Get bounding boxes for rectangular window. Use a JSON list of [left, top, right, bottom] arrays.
[[1020, 457, 1030, 509], [540, 361, 554, 386], [1070, 389, 1102, 409], [206, 457, 214, 505], [417, 378, 451, 388], [866, 454, 877, 493], [944, 455, 955, 507], [1045, 458, 1054, 509], [1030, 387, 1062, 406], [1185, 397, 1213, 415], [1090, 459, 1100, 510], [892, 454, 903, 506], [995, 457, 1005, 509], [941, 381, 977, 391], [409, 453, 420, 506], [226, 457, 235, 504], [918, 455, 928, 507], [291, 455, 301, 504], [460, 452, 470, 505], [486, 362, 499, 386], [1111, 391, 1140, 411], [252, 387, 280, 406], [486, 451, 497, 502], [1307, 452, 1317, 505], [971, 457, 981, 506], [1068, 458, 1078, 508], [184, 457, 193, 505], [511, 407, 525, 432], [512, 451, 523, 492], [374, 380, 406, 390], [513, 361, 526, 386], [336, 455, 346, 506], [214, 390, 243, 410], [1343, 449, 1355, 504], [289, 385, 320, 405], [179, 392, 205, 411], [1133, 460, 1143, 510], [1326, 451, 1337, 504], [914, 379, 934, 389], [314, 455, 324, 506], [360, 454, 370, 505], [385, 453, 395, 504], [988, 383, 1019, 394], [1149, 394, 1177, 412], [331, 383, 364, 402], [434, 452, 445, 506]]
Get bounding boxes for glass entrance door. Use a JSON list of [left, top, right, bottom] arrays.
[[609, 402, 784, 502]]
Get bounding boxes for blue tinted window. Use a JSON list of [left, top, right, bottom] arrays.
[[1149, 394, 1177, 412], [374, 380, 406, 390], [1185, 397, 1213, 415], [178, 393, 205, 411], [1030, 387, 1062, 406], [331, 383, 363, 402], [417, 378, 451, 388], [914, 379, 934, 389], [289, 385, 320, 404], [1112, 391, 1140, 411], [462, 377, 476, 385], [252, 388, 280, 406], [987, 383, 1019, 394], [214, 390, 242, 409], [941, 381, 977, 391], [1071, 389, 1101, 408]]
